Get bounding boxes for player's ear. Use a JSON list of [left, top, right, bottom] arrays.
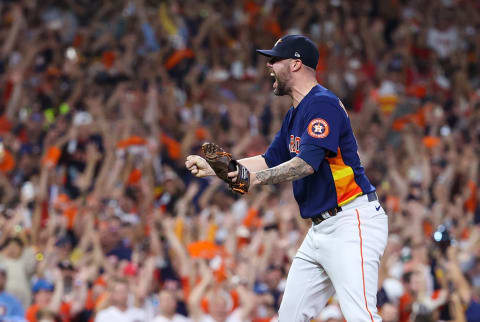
[[291, 59, 302, 72]]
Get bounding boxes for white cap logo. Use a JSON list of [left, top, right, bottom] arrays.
[[294, 51, 300, 57]]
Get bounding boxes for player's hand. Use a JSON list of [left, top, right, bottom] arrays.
[[185, 155, 215, 177]]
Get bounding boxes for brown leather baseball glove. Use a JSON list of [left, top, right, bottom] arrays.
[[201, 142, 250, 194]]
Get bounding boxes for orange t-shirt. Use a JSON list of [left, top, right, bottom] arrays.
[[26, 302, 71, 322], [398, 292, 412, 322]]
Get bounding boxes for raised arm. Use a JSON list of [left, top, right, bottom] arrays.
[[48, 269, 65, 313], [187, 261, 214, 321], [1, 5, 23, 58]]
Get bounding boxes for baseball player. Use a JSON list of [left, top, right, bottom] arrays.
[[185, 35, 388, 322]]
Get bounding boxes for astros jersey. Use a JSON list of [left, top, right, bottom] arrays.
[[263, 85, 375, 219]]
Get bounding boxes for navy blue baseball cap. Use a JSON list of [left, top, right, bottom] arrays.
[[256, 35, 319, 70]]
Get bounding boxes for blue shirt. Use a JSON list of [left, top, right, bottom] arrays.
[[466, 300, 480, 322], [263, 85, 375, 218], [0, 291, 25, 322]]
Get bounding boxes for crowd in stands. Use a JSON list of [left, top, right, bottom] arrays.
[[0, 0, 480, 321]]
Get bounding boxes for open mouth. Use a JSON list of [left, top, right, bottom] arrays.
[[270, 72, 277, 89]]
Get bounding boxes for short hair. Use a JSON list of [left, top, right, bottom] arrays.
[[110, 277, 129, 289], [402, 271, 413, 284], [1, 237, 24, 250]]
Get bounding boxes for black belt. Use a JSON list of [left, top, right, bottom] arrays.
[[311, 191, 378, 226]]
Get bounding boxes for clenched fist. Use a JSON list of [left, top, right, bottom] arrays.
[[185, 155, 215, 177]]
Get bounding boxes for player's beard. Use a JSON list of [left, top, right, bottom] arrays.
[[272, 71, 290, 96]]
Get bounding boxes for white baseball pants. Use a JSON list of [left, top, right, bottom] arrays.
[[278, 196, 388, 322]]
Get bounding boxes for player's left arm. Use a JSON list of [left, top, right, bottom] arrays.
[[250, 156, 314, 185]]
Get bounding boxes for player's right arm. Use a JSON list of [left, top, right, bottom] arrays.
[[185, 154, 268, 178], [221, 155, 269, 181]]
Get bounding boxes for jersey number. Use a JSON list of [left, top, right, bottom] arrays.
[[289, 135, 300, 154]]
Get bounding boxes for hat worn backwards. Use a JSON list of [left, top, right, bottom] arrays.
[[256, 35, 319, 70]]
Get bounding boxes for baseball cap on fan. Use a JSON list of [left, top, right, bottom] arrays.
[[256, 35, 319, 69]]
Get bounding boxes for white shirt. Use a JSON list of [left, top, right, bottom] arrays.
[[0, 247, 36, 308], [427, 27, 459, 58], [95, 306, 146, 322], [153, 313, 192, 322]]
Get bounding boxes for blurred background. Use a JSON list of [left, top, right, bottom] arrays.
[[0, 0, 479, 321]]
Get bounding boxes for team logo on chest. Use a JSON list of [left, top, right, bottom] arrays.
[[307, 118, 329, 138]]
